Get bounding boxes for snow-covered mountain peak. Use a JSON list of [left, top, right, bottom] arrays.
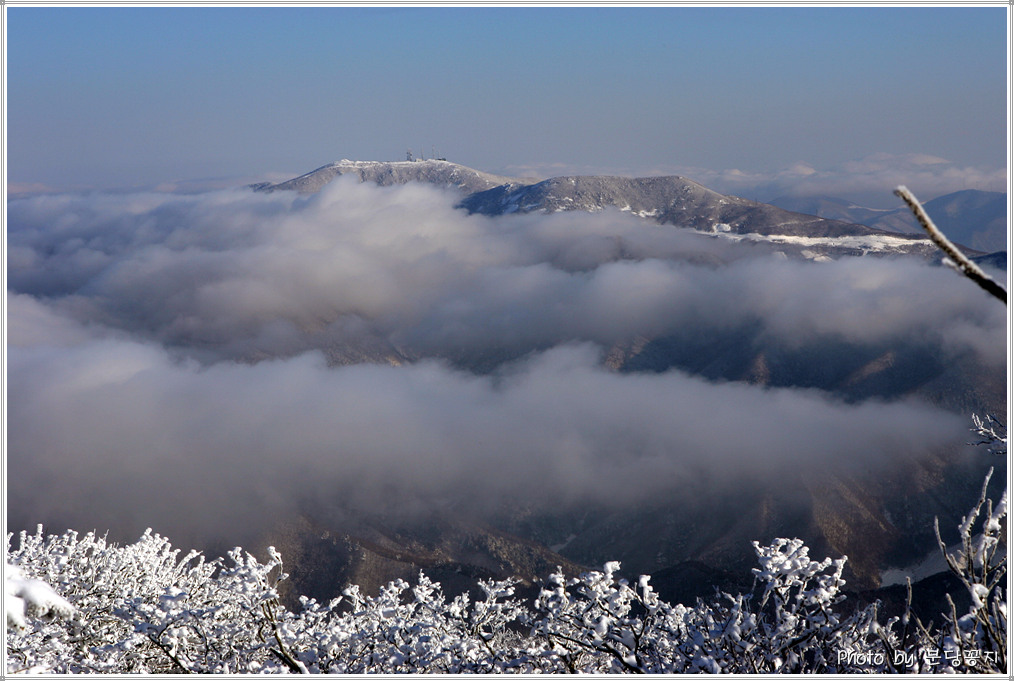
[[259, 159, 532, 195], [258, 159, 943, 259]]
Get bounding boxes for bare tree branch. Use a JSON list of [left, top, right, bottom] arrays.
[[894, 185, 1006, 305]]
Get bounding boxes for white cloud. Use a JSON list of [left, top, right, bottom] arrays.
[[7, 331, 966, 545], [6, 179, 1003, 545], [9, 180, 1003, 366]]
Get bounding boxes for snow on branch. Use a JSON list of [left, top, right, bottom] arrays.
[[6, 523, 1007, 673], [4, 563, 74, 632], [970, 413, 1007, 456], [894, 185, 1007, 305]]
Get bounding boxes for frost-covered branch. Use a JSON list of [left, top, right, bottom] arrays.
[[970, 413, 1007, 456], [928, 469, 1007, 671], [4, 563, 74, 632], [7, 510, 1007, 673], [894, 185, 1007, 305]]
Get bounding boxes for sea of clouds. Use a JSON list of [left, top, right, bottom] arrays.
[[6, 178, 1005, 546]]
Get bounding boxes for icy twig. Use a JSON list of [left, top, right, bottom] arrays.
[[893, 186, 1006, 305]]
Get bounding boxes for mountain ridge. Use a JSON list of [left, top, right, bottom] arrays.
[[257, 159, 946, 260]]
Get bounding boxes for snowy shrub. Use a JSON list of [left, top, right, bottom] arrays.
[[4, 563, 73, 633], [896, 468, 1007, 673], [283, 573, 535, 673], [527, 539, 889, 673], [5, 528, 293, 673], [6, 475, 1006, 674]]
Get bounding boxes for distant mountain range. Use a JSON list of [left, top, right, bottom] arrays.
[[769, 190, 1007, 254], [256, 159, 959, 261]]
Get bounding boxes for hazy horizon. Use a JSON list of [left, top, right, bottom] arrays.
[[5, 6, 1008, 207]]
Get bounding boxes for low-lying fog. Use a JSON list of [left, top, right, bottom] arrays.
[[7, 178, 1005, 547]]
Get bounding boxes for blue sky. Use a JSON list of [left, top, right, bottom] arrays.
[[5, 5, 1008, 203]]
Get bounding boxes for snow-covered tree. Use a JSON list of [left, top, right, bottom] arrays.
[[6, 488, 1006, 674], [5, 528, 292, 673], [5, 563, 73, 633]]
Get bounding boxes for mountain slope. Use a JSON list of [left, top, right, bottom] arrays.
[[767, 195, 903, 231], [256, 511, 586, 609], [914, 190, 1007, 253]]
